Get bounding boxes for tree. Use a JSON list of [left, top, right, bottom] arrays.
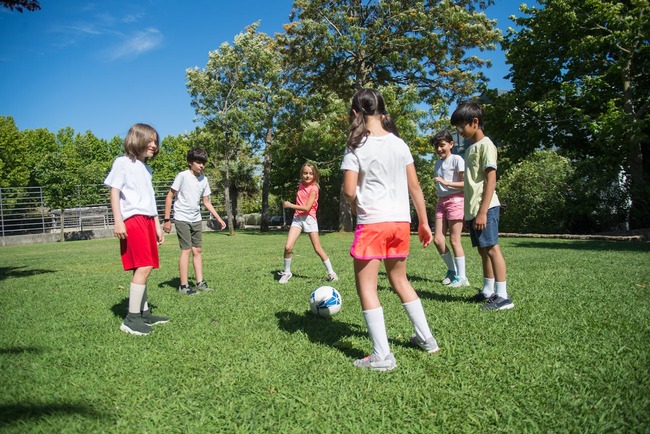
[[279, 0, 502, 230], [0, 116, 30, 188], [21, 127, 57, 186], [187, 24, 282, 235], [1, 0, 40, 12], [495, 0, 650, 230]]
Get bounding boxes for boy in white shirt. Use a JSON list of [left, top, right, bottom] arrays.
[[163, 147, 226, 295]]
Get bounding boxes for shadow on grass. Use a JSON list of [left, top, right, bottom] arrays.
[[511, 240, 650, 252], [0, 266, 56, 282], [0, 403, 106, 427], [157, 277, 181, 291], [0, 346, 44, 355], [276, 310, 366, 359]]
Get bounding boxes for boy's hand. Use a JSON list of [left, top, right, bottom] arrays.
[[418, 223, 432, 248], [474, 212, 487, 231], [218, 218, 226, 230], [163, 220, 172, 233], [114, 221, 127, 239]]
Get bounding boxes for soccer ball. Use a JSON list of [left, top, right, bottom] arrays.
[[309, 286, 342, 318]]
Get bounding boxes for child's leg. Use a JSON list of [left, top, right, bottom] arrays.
[[307, 231, 336, 277], [129, 266, 153, 313], [179, 249, 191, 286], [486, 244, 508, 298], [282, 226, 302, 271], [433, 216, 448, 255], [448, 220, 466, 279], [355, 258, 390, 358], [478, 247, 495, 296], [192, 246, 203, 282]]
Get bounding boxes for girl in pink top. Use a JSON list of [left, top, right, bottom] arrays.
[[278, 162, 338, 284]]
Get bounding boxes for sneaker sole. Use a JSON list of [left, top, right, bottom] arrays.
[[120, 323, 152, 336], [481, 302, 515, 311], [355, 362, 397, 372], [145, 319, 170, 325]]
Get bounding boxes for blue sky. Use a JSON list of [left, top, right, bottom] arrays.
[[1, 1, 528, 141]]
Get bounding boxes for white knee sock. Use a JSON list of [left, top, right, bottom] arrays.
[[441, 251, 455, 272], [129, 283, 146, 314], [283, 258, 292, 273], [455, 256, 466, 279], [323, 258, 334, 274], [363, 307, 390, 359], [402, 299, 433, 342]]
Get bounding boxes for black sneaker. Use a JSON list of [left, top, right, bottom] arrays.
[[178, 285, 198, 295], [480, 295, 514, 311], [468, 291, 496, 303], [141, 309, 170, 325]]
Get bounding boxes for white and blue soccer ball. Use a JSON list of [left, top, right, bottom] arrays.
[[309, 285, 342, 318]]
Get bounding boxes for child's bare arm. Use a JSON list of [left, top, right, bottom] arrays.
[[202, 196, 226, 229], [474, 168, 496, 230], [110, 188, 126, 239], [407, 164, 432, 248]]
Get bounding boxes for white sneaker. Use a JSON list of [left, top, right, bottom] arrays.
[[353, 353, 397, 371], [278, 271, 292, 284], [326, 272, 338, 282], [448, 276, 470, 288], [410, 334, 440, 354]]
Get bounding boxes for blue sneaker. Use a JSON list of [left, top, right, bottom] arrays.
[[441, 270, 456, 285], [448, 276, 470, 288], [480, 296, 514, 311]]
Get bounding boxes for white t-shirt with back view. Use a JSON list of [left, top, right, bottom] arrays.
[[340, 133, 413, 224], [104, 156, 157, 220], [170, 170, 212, 223]]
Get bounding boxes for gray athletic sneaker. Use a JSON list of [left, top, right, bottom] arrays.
[[120, 314, 153, 336], [410, 334, 440, 354], [353, 353, 397, 371], [141, 309, 169, 325], [178, 285, 198, 295], [194, 281, 213, 291], [480, 296, 515, 311]]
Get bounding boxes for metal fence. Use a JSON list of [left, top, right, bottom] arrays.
[[0, 182, 178, 241]]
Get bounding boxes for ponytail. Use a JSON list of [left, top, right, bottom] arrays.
[[346, 89, 399, 150]]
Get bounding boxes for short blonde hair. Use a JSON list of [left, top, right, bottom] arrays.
[[124, 123, 160, 161]]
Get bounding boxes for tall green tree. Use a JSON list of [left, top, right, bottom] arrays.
[[494, 0, 650, 230], [21, 127, 57, 186], [0, 116, 30, 188], [187, 24, 280, 235], [279, 0, 501, 229]]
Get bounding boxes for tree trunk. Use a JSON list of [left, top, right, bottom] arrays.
[[223, 136, 235, 236], [338, 186, 354, 232], [260, 126, 273, 233], [59, 211, 65, 242]]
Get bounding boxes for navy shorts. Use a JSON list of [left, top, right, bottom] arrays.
[[467, 206, 500, 248]]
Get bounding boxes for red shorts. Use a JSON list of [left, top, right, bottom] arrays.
[[120, 215, 160, 271], [350, 222, 411, 260]]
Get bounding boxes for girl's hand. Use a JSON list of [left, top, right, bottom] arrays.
[[157, 227, 164, 245], [418, 223, 432, 248], [114, 221, 127, 239], [283, 201, 292, 209]]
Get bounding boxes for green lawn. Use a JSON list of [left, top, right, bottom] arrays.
[[1, 231, 649, 432]]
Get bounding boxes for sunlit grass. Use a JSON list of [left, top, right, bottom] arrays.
[[1, 232, 649, 432]]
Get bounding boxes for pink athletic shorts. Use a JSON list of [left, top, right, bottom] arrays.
[[350, 222, 411, 260], [435, 193, 464, 221], [120, 215, 160, 271]]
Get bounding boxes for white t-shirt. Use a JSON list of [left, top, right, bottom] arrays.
[[104, 156, 157, 219], [170, 169, 212, 223], [434, 154, 465, 198], [341, 133, 413, 224]]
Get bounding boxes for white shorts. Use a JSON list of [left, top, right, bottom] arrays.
[[291, 215, 319, 233]]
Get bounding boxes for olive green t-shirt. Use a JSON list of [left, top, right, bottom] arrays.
[[463, 136, 500, 220]]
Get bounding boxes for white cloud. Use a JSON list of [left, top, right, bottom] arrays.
[[105, 27, 163, 61]]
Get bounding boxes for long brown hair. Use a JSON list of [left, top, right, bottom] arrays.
[[346, 88, 399, 150], [300, 162, 320, 187]]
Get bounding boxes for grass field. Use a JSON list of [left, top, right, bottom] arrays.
[[1, 231, 649, 433]]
